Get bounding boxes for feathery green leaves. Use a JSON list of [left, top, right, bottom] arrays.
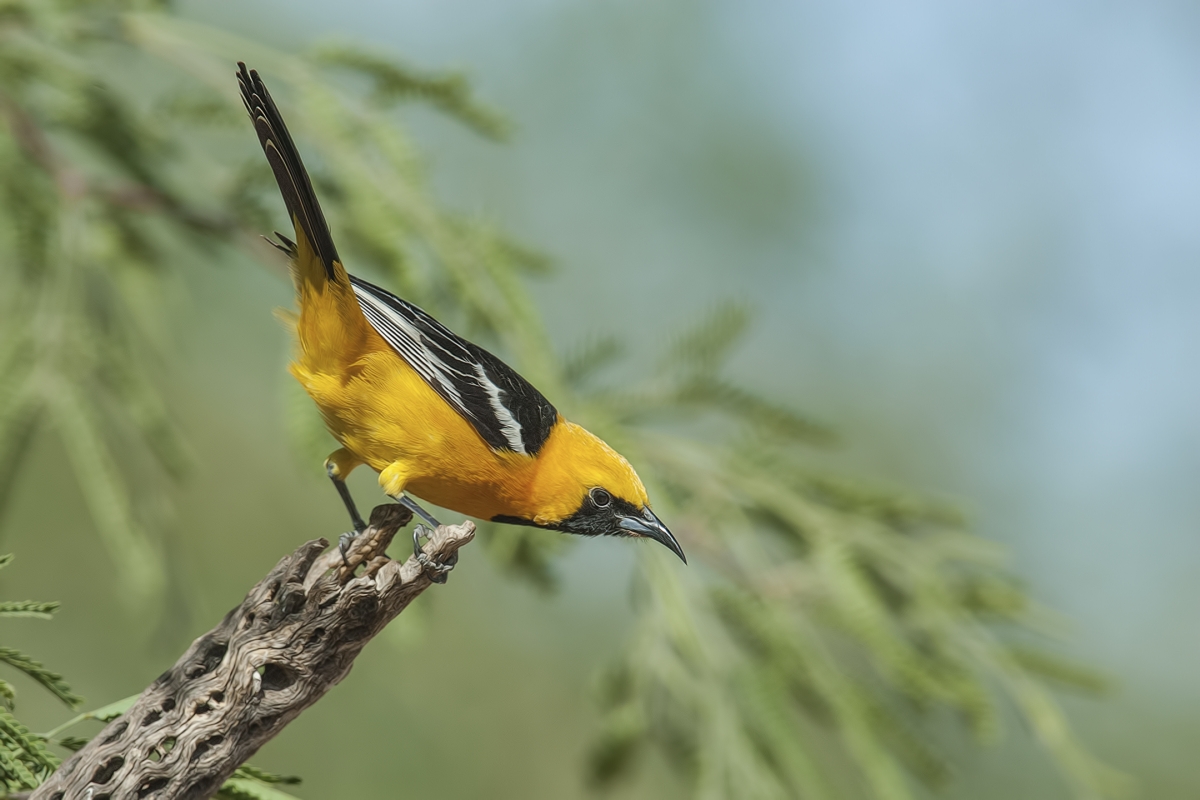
[[0, 601, 61, 621], [216, 765, 303, 800], [0, 555, 79, 793], [0, 3, 1124, 798], [314, 44, 508, 140], [568, 309, 1126, 799], [0, 649, 79, 710]]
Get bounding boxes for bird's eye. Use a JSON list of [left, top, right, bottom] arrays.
[[590, 488, 612, 508]]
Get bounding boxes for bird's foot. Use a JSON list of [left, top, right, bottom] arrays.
[[338, 530, 360, 568], [412, 524, 459, 584]]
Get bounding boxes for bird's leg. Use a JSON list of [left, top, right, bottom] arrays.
[[396, 493, 441, 529], [326, 458, 367, 567], [391, 493, 458, 584], [331, 474, 368, 532]]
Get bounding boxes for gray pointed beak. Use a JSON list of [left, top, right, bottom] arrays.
[[618, 508, 687, 564]]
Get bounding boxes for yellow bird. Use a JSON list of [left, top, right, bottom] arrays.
[[237, 63, 685, 576]]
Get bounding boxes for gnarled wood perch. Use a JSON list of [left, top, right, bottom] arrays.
[[31, 504, 474, 800]]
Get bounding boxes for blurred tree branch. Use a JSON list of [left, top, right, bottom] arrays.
[[29, 504, 473, 800], [0, 2, 1128, 799]]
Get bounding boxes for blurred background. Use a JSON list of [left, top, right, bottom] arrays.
[[0, 0, 1197, 797]]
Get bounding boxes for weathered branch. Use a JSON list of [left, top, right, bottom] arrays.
[[31, 504, 474, 800]]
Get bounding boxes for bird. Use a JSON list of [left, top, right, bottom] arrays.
[[236, 63, 685, 576]]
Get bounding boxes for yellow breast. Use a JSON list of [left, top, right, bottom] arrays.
[[285, 277, 647, 527], [288, 295, 540, 519]]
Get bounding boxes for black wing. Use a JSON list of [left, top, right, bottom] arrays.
[[238, 62, 341, 282], [350, 275, 558, 456]]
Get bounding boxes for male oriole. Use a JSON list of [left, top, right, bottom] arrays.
[[237, 64, 685, 573]]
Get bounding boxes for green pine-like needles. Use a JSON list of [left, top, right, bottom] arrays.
[[0, 3, 1126, 799], [0, 553, 79, 794]]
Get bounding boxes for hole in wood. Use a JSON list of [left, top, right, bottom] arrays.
[[258, 662, 297, 692], [161, 698, 176, 713], [147, 749, 161, 763], [341, 622, 372, 645], [306, 627, 326, 646], [91, 755, 125, 784], [141, 709, 161, 727], [162, 737, 176, 753], [190, 733, 224, 763], [137, 776, 169, 797], [194, 702, 211, 716], [99, 721, 127, 746], [275, 585, 305, 617], [185, 638, 228, 679], [210, 690, 225, 704], [248, 714, 279, 736]]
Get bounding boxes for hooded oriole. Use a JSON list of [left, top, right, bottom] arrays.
[[237, 64, 685, 573]]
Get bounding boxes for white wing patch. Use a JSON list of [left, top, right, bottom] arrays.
[[475, 363, 525, 451], [356, 293, 468, 411], [350, 276, 555, 456]]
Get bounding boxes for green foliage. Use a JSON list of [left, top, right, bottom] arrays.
[[0, 2, 1126, 799], [572, 308, 1126, 799], [41, 693, 136, 742], [0, 0, 212, 604], [0, 601, 61, 621], [217, 765, 303, 800], [0, 706, 59, 793], [0, 650, 78, 711], [0, 555, 79, 794], [313, 45, 509, 140]]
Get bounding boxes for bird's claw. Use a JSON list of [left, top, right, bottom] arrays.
[[413, 524, 458, 584], [338, 530, 359, 568]]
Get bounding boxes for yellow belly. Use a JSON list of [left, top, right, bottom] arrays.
[[278, 225, 551, 522], [292, 337, 538, 521]]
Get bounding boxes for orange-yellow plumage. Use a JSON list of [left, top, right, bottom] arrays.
[[290, 278, 649, 524], [238, 62, 683, 563]]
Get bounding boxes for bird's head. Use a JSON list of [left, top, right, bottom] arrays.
[[511, 421, 686, 563]]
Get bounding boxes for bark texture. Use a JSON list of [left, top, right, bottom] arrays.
[[31, 504, 474, 800]]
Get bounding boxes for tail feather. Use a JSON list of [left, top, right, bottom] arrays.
[[237, 62, 340, 282]]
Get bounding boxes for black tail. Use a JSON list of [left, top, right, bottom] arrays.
[[237, 62, 340, 282]]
